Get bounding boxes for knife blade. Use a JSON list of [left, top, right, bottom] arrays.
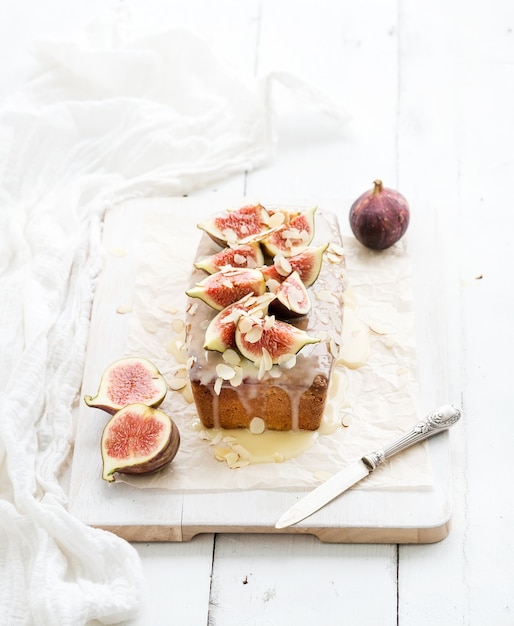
[[275, 404, 461, 529]]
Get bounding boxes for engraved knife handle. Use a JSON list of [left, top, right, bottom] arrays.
[[361, 404, 461, 471]]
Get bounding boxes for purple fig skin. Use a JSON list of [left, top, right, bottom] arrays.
[[349, 180, 410, 250]]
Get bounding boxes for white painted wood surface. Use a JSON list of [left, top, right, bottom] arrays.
[[3, 1, 514, 624]]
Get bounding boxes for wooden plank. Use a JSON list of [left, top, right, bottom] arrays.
[[395, 0, 514, 624], [210, 535, 398, 625]]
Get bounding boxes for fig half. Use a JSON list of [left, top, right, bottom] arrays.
[[261, 207, 316, 257], [101, 403, 180, 482], [186, 267, 266, 310], [84, 357, 168, 414], [204, 292, 276, 352], [197, 204, 271, 246], [235, 315, 320, 367], [270, 271, 311, 318], [194, 242, 264, 274]]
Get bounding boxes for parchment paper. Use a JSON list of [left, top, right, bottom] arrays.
[[116, 206, 432, 492]]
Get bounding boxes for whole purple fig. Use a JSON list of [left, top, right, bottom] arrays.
[[349, 180, 410, 250]]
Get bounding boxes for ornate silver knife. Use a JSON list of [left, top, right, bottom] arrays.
[[275, 404, 461, 530]]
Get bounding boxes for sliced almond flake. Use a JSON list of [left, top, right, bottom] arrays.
[[328, 242, 344, 256], [238, 316, 255, 334], [223, 228, 238, 244], [275, 254, 292, 276], [116, 305, 133, 314], [282, 228, 301, 239], [200, 319, 210, 330], [142, 320, 157, 334], [187, 301, 199, 315], [300, 230, 310, 243], [245, 325, 263, 344], [229, 365, 243, 387], [368, 322, 388, 335], [329, 338, 340, 357], [168, 378, 188, 391], [159, 303, 179, 314], [222, 436, 238, 444], [231, 459, 251, 469], [262, 347, 273, 371], [186, 356, 195, 369], [265, 278, 280, 293], [211, 432, 223, 446], [222, 348, 241, 365], [233, 253, 247, 265], [264, 315, 275, 330], [249, 417, 266, 434], [268, 367, 283, 378], [257, 356, 267, 380], [216, 363, 236, 380], [268, 211, 286, 228], [341, 412, 353, 427], [224, 452, 241, 468], [221, 308, 242, 325], [214, 376, 223, 395], [172, 318, 185, 334], [326, 252, 342, 264], [231, 444, 251, 460], [315, 289, 334, 303]]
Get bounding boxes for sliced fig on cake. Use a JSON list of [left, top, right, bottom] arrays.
[[270, 271, 311, 318], [195, 242, 264, 274], [197, 204, 271, 246], [84, 357, 168, 414], [261, 207, 317, 258], [262, 244, 328, 287], [186, 267, 266, 311], [101, 403, 180, 482], [235, 315, 320, 373], [204, 292, 276, 352]]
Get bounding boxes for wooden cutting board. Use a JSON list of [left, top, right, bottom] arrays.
[[68, 197, 455, 543]]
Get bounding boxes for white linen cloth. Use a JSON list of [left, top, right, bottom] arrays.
[[0, 8, 345, 625]]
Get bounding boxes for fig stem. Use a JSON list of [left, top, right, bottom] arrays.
[[372, 180, 383, 195]]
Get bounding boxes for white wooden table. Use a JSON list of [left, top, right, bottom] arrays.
[[3, 1, 513, 624]]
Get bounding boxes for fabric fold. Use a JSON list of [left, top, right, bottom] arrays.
[[0, 7, 346, 625]]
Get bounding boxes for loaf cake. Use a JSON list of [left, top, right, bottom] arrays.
[[185, 203, 346, 432]]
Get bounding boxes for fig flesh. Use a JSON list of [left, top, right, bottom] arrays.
[[194, 242, 264, 274], [101, 403, 180, 482], [261, 207, 316, 257], [84, 357, 167, 414], [197, 204, 271, 246], [186, 267, 266, 310], [204, 292, 276, 352], [270, 271, 311, 318], [349, 180, 410, 250], [235, 315, 320, 367]]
